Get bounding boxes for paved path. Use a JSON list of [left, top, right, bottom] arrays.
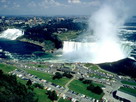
[[56, 75, 75, 102]]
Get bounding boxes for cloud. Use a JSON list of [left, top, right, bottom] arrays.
[[13, 2, 20, 8], [68, 0, 81, 4], [28, 1, 37, 7], [84, 0, 100, 6], [38, 0, 65, 8], [3, 4, 7, 8], [0, 0, 6, 3]]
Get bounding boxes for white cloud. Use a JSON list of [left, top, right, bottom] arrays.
[[68, 0, 81, 4], [83, 0, 100, 6], [38, 0, 66, 8], [28, 1, 37, 7], [43, 0, 61, 6], [13, 2, 20, 8]]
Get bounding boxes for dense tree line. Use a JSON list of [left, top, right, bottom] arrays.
[[0, 70, 38, 102], [21, 19, 87, 50]]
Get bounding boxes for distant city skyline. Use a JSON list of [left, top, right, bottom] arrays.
[[0, 0, 136, 16]]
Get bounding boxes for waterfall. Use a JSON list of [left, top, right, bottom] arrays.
[[0, 28, 24, 40], [62, 41, 132, 63]]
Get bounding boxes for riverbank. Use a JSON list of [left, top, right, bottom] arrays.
[[18, 38, 58, 54]]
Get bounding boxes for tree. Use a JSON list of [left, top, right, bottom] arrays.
[[87, 84, 95, 91], [63, 72, 73, 79], [53, 72, 63, 80], [46, 90, 58, 101], [83, 80, 92, 84], [0, 70, 3, 77], [26, 79, 32, 86], [0, 70, 38, 102], [79, 78, 84, 81], [92, 86, 103, 95], [33, 83, 44, 89]]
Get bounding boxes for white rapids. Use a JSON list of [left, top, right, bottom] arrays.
[[0, 28, 24, 40]]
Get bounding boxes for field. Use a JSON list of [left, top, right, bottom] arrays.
[[58, 98, 71, 102], [121, 81, 136, 86], [25, 69, 70, 86], [34, 88, 52, 102], [0, 63, 16, 72], [27, 64, 49, 69], [84, 64, 99, 70], [55, 31, 80, 41], [68, 80, 104, 100], [119, 87, 136, 96]]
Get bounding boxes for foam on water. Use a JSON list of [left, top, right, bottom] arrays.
[[0, 28, 24, 40], [62, 41, 132, 64]]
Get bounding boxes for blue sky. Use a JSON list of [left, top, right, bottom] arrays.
[[0, 0, 136, 15]]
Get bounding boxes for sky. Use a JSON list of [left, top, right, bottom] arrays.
[[0, 0, 136, 16]]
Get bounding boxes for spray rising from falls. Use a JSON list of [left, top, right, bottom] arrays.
[[0, 28, 24, 40], [62, 41, 132, 63], [62, 5, 132, 64]]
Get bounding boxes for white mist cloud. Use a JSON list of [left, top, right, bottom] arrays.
[[62, 1, 131, 63]]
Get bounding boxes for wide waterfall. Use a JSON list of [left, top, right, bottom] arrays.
[[62, 41, 132, 63], [0, 28, 24, 40]]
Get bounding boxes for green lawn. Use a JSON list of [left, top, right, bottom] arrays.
[[68, 80, 104, 100], [84, 64, 99, 70], [0, 63, 16, 72], [17, 78, 52, 102], [17, 78, 27, 85], [27, 64, 49, 69], [25, 69, 70, 86], [119, 87, 136, 96], [55, 31, 80, 41], [121, 81, 136, 86], [58, 98, 71, 102], [34, 88, 52, 102]]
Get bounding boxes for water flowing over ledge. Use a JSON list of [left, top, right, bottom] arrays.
[[0, 28, 24, 40], [62, 41, 132, 64]]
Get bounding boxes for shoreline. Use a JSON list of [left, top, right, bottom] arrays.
[[17, 38, 46, 51]]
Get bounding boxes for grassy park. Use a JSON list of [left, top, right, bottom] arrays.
[[68, 80, 104, 100], [0, 63, 16, 72], [25, 69, 70, 86], [119, 87, 136, 96], [121, 80, 136, 86]]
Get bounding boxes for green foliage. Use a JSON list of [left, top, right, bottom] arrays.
[[68, 80, 104, 100], [0, 63, 16, 73], [0, 70, 38, 102], [58, 98, 71, 102], [34, 88, 51, 102], [79, 78, 103, 95], [82, 80, 92, 84], [87, 85, 103, 95], [25, 69, 70, 86], [46, 90, 58, 101], [43, 40, 55, 51], [119, 87, 136, 96], [26, 79, 32, 86], [63, 72, 73, 79], [33, 83, 44, 89], [121, 81, 136, 86], [53, 72, 63, 80]]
